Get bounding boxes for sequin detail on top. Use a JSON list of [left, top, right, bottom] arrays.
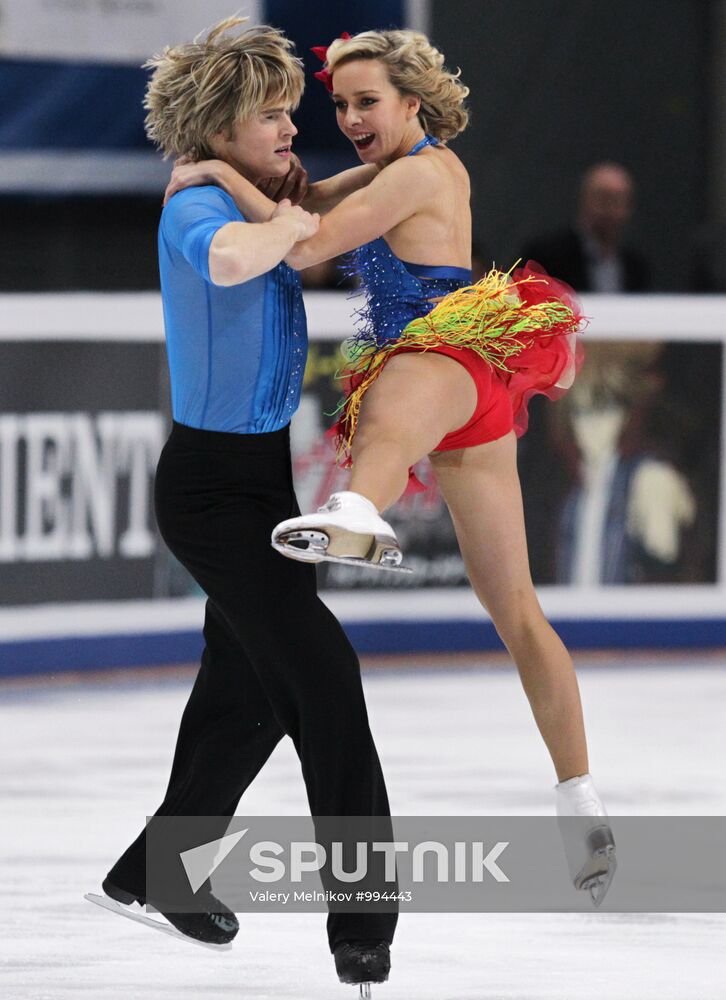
[[342, 236, 471, 353], [284, 301, 307, 424], [253, 256, 307, 432], [340, 132, 460, 353]]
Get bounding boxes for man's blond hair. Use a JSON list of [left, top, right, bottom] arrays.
[[326, 29, 469, 142], [144, 16, 304, 161]]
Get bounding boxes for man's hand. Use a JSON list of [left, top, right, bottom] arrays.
[[258, 154, 309, 206], [271, 199, 319, 241], [163, 157, 232, 206]]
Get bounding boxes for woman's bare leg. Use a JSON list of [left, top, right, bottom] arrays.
[[430, 433, 589, 781], [349, 352, 478, 512]]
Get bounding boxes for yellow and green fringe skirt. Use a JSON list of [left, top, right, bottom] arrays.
[[331, 261, 586, 464]]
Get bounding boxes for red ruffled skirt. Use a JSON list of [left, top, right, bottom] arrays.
[[331, 261, 586, 485]]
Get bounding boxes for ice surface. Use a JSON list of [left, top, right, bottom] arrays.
[[1, 654, 725, 999]]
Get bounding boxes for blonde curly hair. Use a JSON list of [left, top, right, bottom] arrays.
[[325, 29, 469, 142], [143, 16, 304, 161]]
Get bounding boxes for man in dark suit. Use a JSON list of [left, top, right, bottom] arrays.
[[522, 162, 649, 292]]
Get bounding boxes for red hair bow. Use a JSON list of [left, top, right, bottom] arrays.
[[311, 31, 351, 92]]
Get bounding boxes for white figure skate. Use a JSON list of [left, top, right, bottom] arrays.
[[271, 492, 411, 573], [555, 773, 617, 907]]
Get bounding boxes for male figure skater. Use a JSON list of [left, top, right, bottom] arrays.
[[96, 17, 395, 989]]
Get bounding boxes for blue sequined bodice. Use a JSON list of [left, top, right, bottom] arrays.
[[345, 134, 471, 347], [347, 237, 471, 347]]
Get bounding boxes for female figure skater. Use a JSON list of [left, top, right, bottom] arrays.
[[167, 29, 616, 904], [97, 19, 396, 991]]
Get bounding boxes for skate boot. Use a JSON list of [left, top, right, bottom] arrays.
[[555, 773, 617, 907], [271, 492, 410, 572], [334, 940, 391, 998], [93, 877, 239, 946]]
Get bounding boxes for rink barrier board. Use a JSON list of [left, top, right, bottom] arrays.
[[1, 292, 725, 675], [3, 618, 726, 677]]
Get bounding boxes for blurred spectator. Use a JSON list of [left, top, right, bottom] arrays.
[[522, 162, 649, 292], [689, 220, 726, 291]]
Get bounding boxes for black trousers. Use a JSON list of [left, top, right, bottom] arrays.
[[108, 421, 397, 948]]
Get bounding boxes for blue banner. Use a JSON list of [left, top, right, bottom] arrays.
[[0, 0, 408, 192]]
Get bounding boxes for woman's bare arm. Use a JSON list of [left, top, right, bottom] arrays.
[[163, 155, 433, 269], [284, 157, 435, 270], [208, 202, 319, 286], [164, 160, 277, 221], [303, 164, 379, 213], [164, 156, 378, 219]]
